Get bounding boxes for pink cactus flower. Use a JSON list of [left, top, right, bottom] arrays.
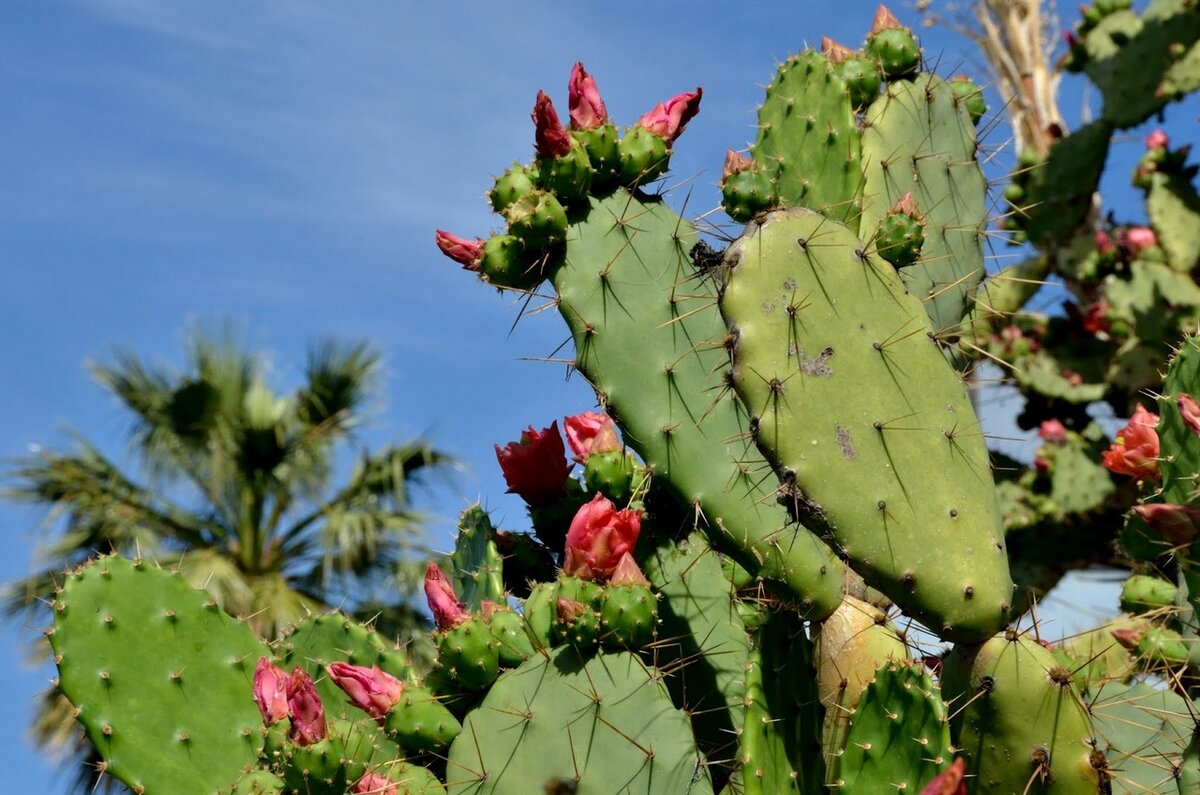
[[494, 422, 573, 506], [1133, 503, 1200, 547], [564, 493, 642, 581], [253, 658, 289, 726], [568, 63, 608, 130], [563, 411, 621, 462], [1178, 393, 1200, 436], [1101, 404, 1160, 479], [608, 552, 650, 587], [636, 88, 702, 143], [424, 562, 469, 631], [532, 90, 572, 159], [327, 663, 405, 721], [1121, 226, 1158, 253], [722, 149, 753, 179], [920, 758, 966, 795], [1145, 130, 1169, 150], [1094, 228, 1114, 255], [353, 772, 397, 795], [1082, 300, 1109, 335], [285, 668, 327, 746], [434, 231, 483, 271], [1038, 419, 1068, 444]]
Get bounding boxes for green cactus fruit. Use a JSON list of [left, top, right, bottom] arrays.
[[535, 144, 593, 203], [488, 163, 536, 214], [1120, 574, 1180, 615], [720, 208, 1013, 641], [941, 632, 1104, 794], [834, 55, 882, 108], [599, 582, 656, 649], [1179, 728, 1200, 795], [873, 196, 925, 269], [837, 661, 953, 793], [582, 449, 639, 506], [1135, 625, 1190, 666], [366, 761, 446, 794], [521, 580, 558, 652], [478, 233, 542, 291], [381, 682, 463, 754], [721, 165, 779, 223], [446, 648, 712, 794], [277, 732, 351, 794], [1056, 615, 1146, 690], [571, 122, 621, 189], [866, 27, 921, 79], [1088, 680, 1193, 795], [504, 189, 568, 250], [449, 504, 505, 611], [949, 75, 987, 124], [435, 616, 499, 691], [485, 607, 535, 668], [618, 124, 670, 185], [49, 555, 267, 795], [225, 770, 285, 794], [553, 596, 602, 649]]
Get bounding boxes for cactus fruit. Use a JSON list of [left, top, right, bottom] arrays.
[[488, 164, 535, 214], [1120, 574, 1180, 615], [873, 192, 925, 270], [865, 5, 922, 78]]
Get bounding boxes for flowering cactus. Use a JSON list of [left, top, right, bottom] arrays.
[[1101, 404, 1160, 479], [563, 493, 641, 581], [493, 422, 572, 505]]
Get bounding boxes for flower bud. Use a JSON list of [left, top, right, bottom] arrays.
[[532, 91, 572, 159], [424, 562, 469, 631], [564, 493, 642, 581], [327, 662, 404, 721], [568, 63, 608, 130], [563, 411, 621, 462], [636, 88, 702, 143], [253, 657, 289, 726], [285, 667, 327, 746], [494, 422, 572, 506], [435, 231, 484, 271]]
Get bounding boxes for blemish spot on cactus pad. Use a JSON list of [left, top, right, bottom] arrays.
[[836, 425, 856, 460]]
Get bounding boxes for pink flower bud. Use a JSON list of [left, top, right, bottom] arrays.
[[821, 36, 855, 64], [1094, 228, 1114, 255], [1121, 226, 1158, 253], [890, 191, 920, 218], [253, 657, 289, 726], [435, 231, 483, 271], [494, 422, 572, 505], [608, 552, 650, 587], [636, 88, 702, 144], [1038, 419, 1068, 444], [871, 4, 903, 34], [568, 63, 608, 130], [556, 596, 588, 624], [424, 562, 469, 630], [354, 772, 397, 795], [920, 757, 966, 795], [1133, 503, 1200, 547], [1145, 130, 1169, 150], [532, 91, 572, 159], [1110, 626, 1144, 650], [285, 668, 327, 746], [564, 493, 642, 581], [722, 149, 753, 179], [563, 411, 621, 462], [1101, 404, 1160, 479], [327, 662, 404, 721], [1179, 393, 1200, 436]]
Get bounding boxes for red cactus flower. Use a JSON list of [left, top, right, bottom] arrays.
[[564, 493, 642, 581], [1145, 130, 1169, 150], [608, 552, 650, 587], [424, 562, 469, 631], [532, 90, 572, 159], [327, 662, 404, 721], [636, 88, 702, 143], [1133, 503, 1200, 547], [253, 658, 289, 726], [563, 411, 621, 462], [920, 758, 966, 795], [1178, 393, 1200, 436], [568, 63, 608, 130], [1121, 226, 1158, 254], [1101, 404, 1160, 479], [285, 668, 327, 746], [435, 231, 483, 271], [354, 772, 397, 795], [722, 149, 753, 179], [494, 422, 572, 506], [1038, 419, 1068, 444], [1034, 456, 1051, 474]]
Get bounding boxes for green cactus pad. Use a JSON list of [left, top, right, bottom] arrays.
[[720, 207, 1013, 641], [550, 188, 842, 616], [50, 555, 267, 795], [752, 51, 862, 227], [224, 770, 285, 794], [941, 633, 1103, 794], [1089, 680, 1193, 795], [1146, 172, 1200, 273], [1017, 121, 1113, 248], [837, 661, 952, 793], [859, 73, 988, 334], [449, 505, 505, 611], [445, 647, 712, 794]]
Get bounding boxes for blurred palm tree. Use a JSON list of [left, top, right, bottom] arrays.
[[4, 329, 454, 791]]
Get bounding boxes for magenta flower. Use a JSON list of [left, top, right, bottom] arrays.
[[435, 231, 483, 271], [920, 757, 966, 795], [636, 88, 702, 143], [494, 422, 573, 505], [532, 90, 572, 159], [1038, 419, 1068, 444], [1178, 393, 1200, 436], [1145, 130, 1169, 150], [568, 63, 608, 130], [1121, 226, 1158, 254], [327, 662, 404, 721], [563, 411, 621, 462], [285, 668, 327, 746], [253, 658, 289, 726], [424, 562, 469, 631], [354, 772, 398, 795], [1133, 503, 1200, 547], [564, 493, 642, 581]]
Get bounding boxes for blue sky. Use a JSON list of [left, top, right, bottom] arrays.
[[1, 1, 1196, 791]]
